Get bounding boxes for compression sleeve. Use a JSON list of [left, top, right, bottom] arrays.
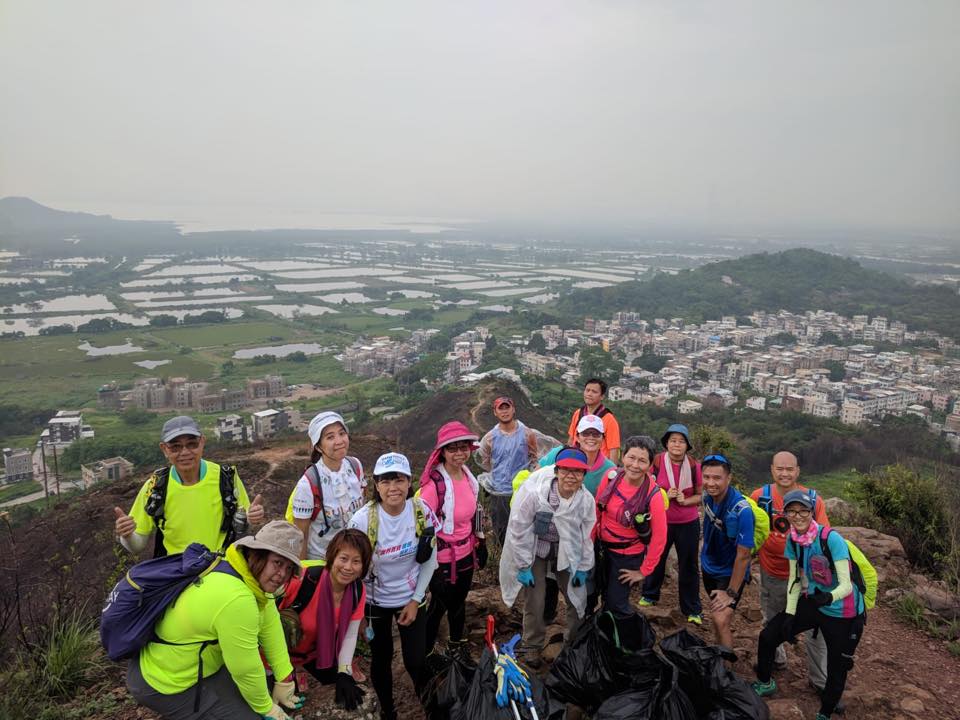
[[337, 620, 361, 673], [786, 558, 801, 615], [828, 556, 854, 603], [119, 531, 150, 555], [412, 543, 438, 603]]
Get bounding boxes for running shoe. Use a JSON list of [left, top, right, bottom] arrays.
[[637, 598, 656, 608], [751, 679, 777, 697], [686, 614, 703, 626]]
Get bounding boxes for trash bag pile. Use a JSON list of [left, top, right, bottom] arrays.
[[547, 613, 768, 720], [420, 651, 476, 720]]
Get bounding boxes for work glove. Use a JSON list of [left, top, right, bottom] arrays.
[[517, 567, 535, 587], [334, 672, 365, 711], [781, 614, 798, 644], [476, 540, 488, 570], [499, 633, 522, 659], [494, 654, 532, 708], [262, 703, 292, 720], [571, 570, 589, 588], [271, 679, 305, 711], [811, 589, 834, 608]]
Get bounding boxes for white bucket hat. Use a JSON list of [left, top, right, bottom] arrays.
[[308, 411, 348, 446]]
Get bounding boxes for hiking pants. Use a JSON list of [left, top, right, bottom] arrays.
[[641, 518, 702, 615], [367, 602, 427, 716], [757, 597, 865, 717], [127, 661, 258, 720], [488, 493, 512, 548], [522, 556, 578, 650], [759, 567, 828, 687], [425, 555, 475, 650], [603, 549, 644, 618]]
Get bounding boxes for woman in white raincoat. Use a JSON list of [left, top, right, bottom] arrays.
[[499, 446, 596, 669]]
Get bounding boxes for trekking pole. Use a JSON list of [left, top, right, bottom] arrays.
[[486, 615, 523, 720]]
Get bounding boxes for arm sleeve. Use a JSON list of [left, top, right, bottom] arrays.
[[259, 602, 294, 684], [785, 558, 801, 614], [477, 431, 493, 471], [213, 596, 274, 714], [290, 476, 315, 520], [412, 543, 437, 603], [119, 532, 150, 554], [337, 619, 361, 673], [640, 489, 669, 577], [827, 533, 854, 602]]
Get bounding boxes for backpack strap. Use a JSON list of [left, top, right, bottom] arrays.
[[280, 563, 323, 613], [758, 484, 774, 520], [218, 465, 239, 546], [365, 502, 379, 548], [303, 464, 325, 525], [144, 467, 172, 558], [412, 497, 427, 537], [596, 468, 624, 510], [425, 467, 447, 526], [346, 456, 363, 483], [818, 524, 837, 578]]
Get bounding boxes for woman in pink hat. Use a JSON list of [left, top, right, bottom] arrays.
[[418, 420, 486, 659]]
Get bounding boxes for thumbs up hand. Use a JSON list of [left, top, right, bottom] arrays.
[[247, 494, 265, 526], [114, 507, 137, 538]]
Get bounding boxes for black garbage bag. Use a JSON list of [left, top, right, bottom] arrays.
[[659, 629, 736, 716], [420, 652, 476, 720], [711, 677, 770, 720], [547, 611, 658, 712], [450, 649, 564, 720], [653, 659, 698, 720], [594, 689, 658, 720]]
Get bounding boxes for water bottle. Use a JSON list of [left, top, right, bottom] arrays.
[[232, 507, 249, 538]]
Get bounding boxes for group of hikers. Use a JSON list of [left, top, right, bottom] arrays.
[[111, 378, 868, 720]]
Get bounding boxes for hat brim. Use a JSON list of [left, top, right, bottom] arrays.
[[437, 433, 480, 449], [308, 418, 348, 446], [234, 536, 302, 575], [555, 461, 590, 471], [161, 429, 202, 443]]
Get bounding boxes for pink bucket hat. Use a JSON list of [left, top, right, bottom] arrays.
[[420, 421, 479, 485]]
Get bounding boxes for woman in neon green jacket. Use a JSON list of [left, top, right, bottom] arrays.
[[126, 521, 306, 720]]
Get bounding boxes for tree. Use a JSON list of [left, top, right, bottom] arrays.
[[824, 360, 846, 382], [527, 333, 547, 354], [636, 348, 667, 373], [577, 346, 623, 386], [288, 351, 308, 363], [817, 330, 843, 346], [221, 360, 236, 375], [121, 407, 152, 426], [149, 314, 179, 327], [766, 331, 798, 346]]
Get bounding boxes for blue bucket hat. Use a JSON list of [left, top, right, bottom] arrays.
[[661, 423, 691, 450]]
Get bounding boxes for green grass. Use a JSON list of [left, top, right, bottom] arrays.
[[801, 469, 858, 501], [150, 321, 300, 348], [0, 479, 41, 502]]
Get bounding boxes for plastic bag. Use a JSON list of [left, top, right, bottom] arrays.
[[711, 677, 770, 720], [449, 649, 564, 720], [653, 659, 699, 720], [546, 611, 657, 712], [594, 689, 658, 720], [659, 629, 735, 716], [420, 652, 476, 720]]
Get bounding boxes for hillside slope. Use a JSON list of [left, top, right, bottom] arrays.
[[559, 248, 960, 338]]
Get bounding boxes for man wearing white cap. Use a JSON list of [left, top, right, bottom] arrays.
[[114, 415, 265, 557], [285, 411, 366, 560]]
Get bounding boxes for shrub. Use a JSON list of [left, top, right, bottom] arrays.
[[42, 610, 103, 696]]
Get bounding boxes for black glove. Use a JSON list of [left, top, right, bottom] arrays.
[[782, 614, 798, 644], [811, 589, 834, 608], [334, 672, 364, 711], [476, 540, 488, 570]]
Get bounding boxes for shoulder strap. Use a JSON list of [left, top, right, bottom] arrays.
[[819, 525, 836, 574], [594, 404, 610, 418], [427, 467, 446, 524], [218, 465, 239, 539], [346, 456, 362, 482], [366, 502, 379, 547], [759, 484, 774, 519], [412, 497, 427, 537], [596, 468, 623, 508], [144, 467, 172, 525], [304, 464, 325, 524], [285, 564, 323, 613]]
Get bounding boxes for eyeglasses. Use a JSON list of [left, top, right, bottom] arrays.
[[702, 453, 731, 466], [444, 442, 472, 453], [164, 439, 201, 454], [784, 508, 812, 518], [556, 467, 585, 478], [578, 430, 602, 438]]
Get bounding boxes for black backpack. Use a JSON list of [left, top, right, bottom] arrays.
[[144, 464, 240, 558]]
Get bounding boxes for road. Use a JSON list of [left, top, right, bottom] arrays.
[[0, 479, 84, 508]]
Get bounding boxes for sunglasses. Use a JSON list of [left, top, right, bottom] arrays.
[[703, 453, 731, 466]]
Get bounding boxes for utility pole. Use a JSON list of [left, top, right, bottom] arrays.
[[51, 444, 61, 496], [39, 442, 49, 503]]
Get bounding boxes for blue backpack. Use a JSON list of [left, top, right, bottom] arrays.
[[100, 543, 240, 681]]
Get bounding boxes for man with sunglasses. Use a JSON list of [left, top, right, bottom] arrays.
[[750, 451, 831, 689], [113, 415, 265, 556], [700, 453, 754, 651]]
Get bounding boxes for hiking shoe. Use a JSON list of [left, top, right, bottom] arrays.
[[815, 715, 829, 720], [637, 597, 657, 608], [751, 679, 777, 698], [686, 614, 703, 626]]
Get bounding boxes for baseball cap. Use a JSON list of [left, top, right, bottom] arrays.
[[373, 452, 412, 478], [554, 446, 590, 471], [234, 520, 303, 575], [782, 489, 815, 510], [160, 416, 202, 443], [576, 414, 605, 435], [308, 411, 348, 446], [493, 396, 514, 409]]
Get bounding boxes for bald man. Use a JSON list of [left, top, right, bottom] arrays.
[[751, 452, 831, 693]]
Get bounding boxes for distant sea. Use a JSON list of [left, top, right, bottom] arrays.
[[48, 201, 472, 235]]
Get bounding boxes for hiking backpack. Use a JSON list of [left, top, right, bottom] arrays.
[[596, 469, 665, 544], [143, 464, 241, 558], [703, 494, 770, 554], [275, 562, 363, 652], [790, 526, 877, 610], [284, 456, 363, 534], [758, 484, 818, 529], [100, 542, 240, 662]]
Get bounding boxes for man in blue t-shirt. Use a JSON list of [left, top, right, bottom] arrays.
[[700, 453, 754, 649]]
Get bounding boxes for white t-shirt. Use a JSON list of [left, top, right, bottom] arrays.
[[292, 457, 366, 560], [348, 500, 437, 609]]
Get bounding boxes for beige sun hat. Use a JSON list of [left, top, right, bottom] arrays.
[[234, 520, 303, 574]]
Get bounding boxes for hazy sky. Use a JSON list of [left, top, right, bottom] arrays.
[[1, 1, 957, 235]]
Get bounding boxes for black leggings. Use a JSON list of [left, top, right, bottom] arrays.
[[757, 595, 865, 716], [367, 602, 427, 716], [425, 555, 475, 650]]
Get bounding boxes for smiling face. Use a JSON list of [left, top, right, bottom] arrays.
[[375, 473, 411, 512], [622, 446, 653, 481], [576, 428, 603, 455], [329, 545, 364, 589], [316, 422, 349, 465], [771, 452, 800, 492], [556, 466, 585, 498], [494, 402, 515, 424], [665, 433, 688, 462], [583, 382, 604, 407], [256, 552, 296, 595], [160, 433, 205, 477], [441, 441, 472, 471], [784, 501, 813, 534], [701, 462, 732, 499]]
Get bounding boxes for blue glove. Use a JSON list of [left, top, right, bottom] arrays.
[[494, 654, 532, 708], [517, 567, 535, 587], [572, 569, 589, 587], [500, 633, 522, 659]]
